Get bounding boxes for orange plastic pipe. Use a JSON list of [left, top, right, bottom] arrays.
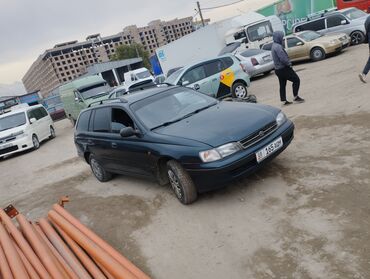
[[0, 242, 13, 279], [0, 222, 29, 278], [0, 209, 50, 279], [13, 242, 40, 279], [51, 222, 106, 279], [15, 214, 64, 279], [33, 223, 77, 279], [48, 210, 137, 279], [53, 204, 149, 279], [38, 219, 91, 279]]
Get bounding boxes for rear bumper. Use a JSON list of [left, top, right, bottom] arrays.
[[184, 121, 294, 193], [0, 135, 34, 158], [249, 62, 275, 77]]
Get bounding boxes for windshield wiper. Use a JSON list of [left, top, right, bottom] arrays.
[[151, 102, 217, 130]]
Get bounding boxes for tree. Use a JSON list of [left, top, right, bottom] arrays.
[[111, 43, 151, 70]]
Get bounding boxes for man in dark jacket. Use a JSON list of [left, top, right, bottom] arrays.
[[271, 31, 304, 105], [359, 15, 370, 83]]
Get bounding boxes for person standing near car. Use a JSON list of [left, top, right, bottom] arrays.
[[359, 15, 370, 83], [271, 31, 305, 105]]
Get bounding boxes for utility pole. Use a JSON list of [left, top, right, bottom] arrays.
[[197, 1, 205, 27]]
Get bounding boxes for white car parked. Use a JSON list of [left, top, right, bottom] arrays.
[[0, 104, 55, 158]]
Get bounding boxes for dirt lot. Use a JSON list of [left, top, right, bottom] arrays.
[[1, 44, 369, 279]]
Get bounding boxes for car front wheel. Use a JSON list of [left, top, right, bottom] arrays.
[[32, 135, 40, 150], [167, 160, 197, 205], [89, 154, 112, 182], [350, 31, 365, 45], [49, 126, 56, 139], [232, 82, 248, 99], [310, 47, 326, 62]]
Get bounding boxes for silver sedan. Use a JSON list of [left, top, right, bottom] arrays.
[[236, 49, 275, 78]]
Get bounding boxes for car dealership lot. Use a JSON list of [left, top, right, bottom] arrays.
[[1, 45, 369, 278]]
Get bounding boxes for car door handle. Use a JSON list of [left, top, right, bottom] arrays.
[[212, 78, 217, 81], [111, 142, 118, 148], [193, 84, 200, 90]]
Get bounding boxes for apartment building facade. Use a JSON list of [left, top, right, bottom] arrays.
[[23, 17, 195, 97]]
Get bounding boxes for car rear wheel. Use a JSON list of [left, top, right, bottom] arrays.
[[263, 70, 272, 76], [49, 126, 56, 139], [310, 47, 326, 62], [32, 135, 40, 150], [232, 82, 248, 99], [350, 31, 365, 45], [167, 160, 197, 205], [89, 154, 112, 182]]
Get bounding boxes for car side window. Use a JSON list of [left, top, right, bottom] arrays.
[[287, 37, 303, 48], [39, 107, 48, 118], [76, 110, 91, 132], [220, 57, 234, 68], [92, 107, 111, 133], [295, 18, 325, 32], [111, 108, 134, 133], [180, 66, 206, 85], [326, 15, 346, 28], [203, 60, 225, 77], [28, 108, 43, 120]]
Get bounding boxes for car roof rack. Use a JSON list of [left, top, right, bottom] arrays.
[[88, 98, 127, 108], [306, 7, 338, 21]]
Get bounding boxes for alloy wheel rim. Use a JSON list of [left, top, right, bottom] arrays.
[[235, 86, 247, 98], [91, 159, 103, 180], [352, 33, 361, 44], [33, 136, 39, 148], [168, 170, 183, 199], [313, 50, 322, 59]]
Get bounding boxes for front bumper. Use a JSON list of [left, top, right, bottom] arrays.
[[0, 134, 34, 158], [184, 121, 294, 193]]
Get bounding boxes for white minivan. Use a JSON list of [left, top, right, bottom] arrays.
[[0, 104, 55, 158]]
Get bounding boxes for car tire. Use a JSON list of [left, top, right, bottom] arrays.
[[310, 47, 326, 62], [89, 154, 112, 182], [32, 135, 40, 150], [350, 31, 365, 45], [49, 126, 56, 139], [167, 160, 197, 205], [70, 118, 76, 126], [232, 82, 248, 99]]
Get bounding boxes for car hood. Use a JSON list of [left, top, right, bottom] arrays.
[[0, 125, 26, 141], [154, 102, 279, 148]]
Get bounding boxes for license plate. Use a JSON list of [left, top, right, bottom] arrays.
[[0, 143, 12, 150], [256, 137, 283, 163]]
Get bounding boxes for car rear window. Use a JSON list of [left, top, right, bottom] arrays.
[[76, 110, 91, 132]]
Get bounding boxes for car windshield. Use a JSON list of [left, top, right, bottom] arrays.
[[240, 49, 265, 57], [0, 112, 27, 132], [341, 8, 367, 20], [79, 83, 111, 100], [247, 21, 273, 42], [165, 68, 184, 84], [297, 31, 321, 41], [136, 70, 151, 79], [131, 87, 218, 130]]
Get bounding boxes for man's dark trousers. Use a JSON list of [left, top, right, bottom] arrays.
[[275, 67, 300, 102]]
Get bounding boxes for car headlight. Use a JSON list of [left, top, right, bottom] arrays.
[[13, 130, 25, 137], [199, 142, 242, 163], [329, 39, 338, 45], [276, 111, 286, 127]]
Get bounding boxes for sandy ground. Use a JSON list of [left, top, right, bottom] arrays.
[[0, 44, 369, 279]]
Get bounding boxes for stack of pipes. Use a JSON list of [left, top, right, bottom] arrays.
[[0, 201, 150, 279]]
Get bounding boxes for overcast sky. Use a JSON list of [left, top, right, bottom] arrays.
[[0, 0, 275, 85]]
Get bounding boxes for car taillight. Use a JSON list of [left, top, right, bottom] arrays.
[[240, 63, 248, 73], [251, 58, 259, 66]]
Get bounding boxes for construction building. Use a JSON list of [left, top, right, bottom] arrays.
[[22, 16, 196, 97]]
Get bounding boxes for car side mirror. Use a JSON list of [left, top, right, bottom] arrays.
[[341, 20, 348, 25], [296, 42, 304, 46], [181, 80, 190, 86], [74, 97, 82, 102], [30, 118, 36, 124], [120, 127, 140, 138]]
